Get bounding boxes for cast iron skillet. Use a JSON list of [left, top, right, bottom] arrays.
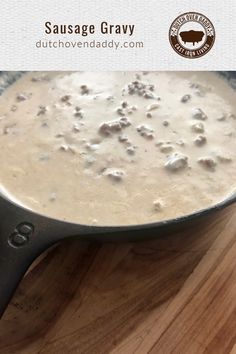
[[0, 71, 235, 317]]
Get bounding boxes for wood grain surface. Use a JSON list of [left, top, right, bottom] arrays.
[[0, 204, 235, 354]]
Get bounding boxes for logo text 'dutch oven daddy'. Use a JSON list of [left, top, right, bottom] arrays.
[[169, 12, 215, 59]]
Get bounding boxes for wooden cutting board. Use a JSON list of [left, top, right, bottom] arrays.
[[0, 204, 235, 354]]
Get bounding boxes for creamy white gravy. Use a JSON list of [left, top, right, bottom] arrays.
[[0, 71, 235, 225]]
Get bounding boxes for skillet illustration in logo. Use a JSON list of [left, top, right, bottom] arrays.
[[169, 12, 215, 58]]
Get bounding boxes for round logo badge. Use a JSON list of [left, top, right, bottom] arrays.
[[169, 12, 215, 59]]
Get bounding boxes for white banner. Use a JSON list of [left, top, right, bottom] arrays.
[[0, 0, 235, 70]]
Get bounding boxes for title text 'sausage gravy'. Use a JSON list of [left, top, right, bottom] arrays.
[[0, 72, 235, 225]]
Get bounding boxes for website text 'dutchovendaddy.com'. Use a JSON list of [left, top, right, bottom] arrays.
[[35, 39, 144, 50]]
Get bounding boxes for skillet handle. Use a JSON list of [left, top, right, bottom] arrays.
[[0, 195, 91, 317], [0, 220, 55, 317]]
